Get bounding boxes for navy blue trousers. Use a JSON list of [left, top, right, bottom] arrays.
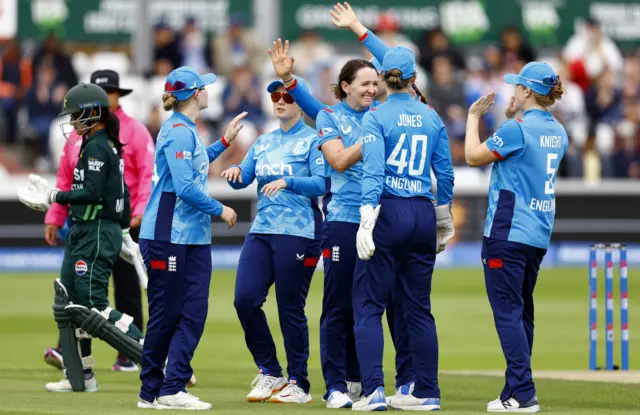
[[353, 197, 439, 398], [234, 233, 316, 393], [386, 289, 413, 388], [482, 236, 546, 402], [138, 239, 212, 402], [319, 221, 361, 395]]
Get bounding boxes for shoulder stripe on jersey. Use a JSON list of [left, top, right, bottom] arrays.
[[323, 108, 333, 113], [516, 118, 523, 123], [173, 123, 187, 128], [285, 79, 298, 90], [428, 105, 434, 109], [370, 107, 377, 111], [492, 150, 505, 160]]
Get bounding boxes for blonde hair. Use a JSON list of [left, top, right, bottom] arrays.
[[162, 93, 179, 111], [533, 79, 564, 108]]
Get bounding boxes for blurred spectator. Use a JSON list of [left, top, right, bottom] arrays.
[[374, 12, 419, 57], [181, 17, 210, 73], [0, 38, 31, 144], [146, 105, 163, 143], [288, 30, 335, 79], [307, 60, 339, 108], [222, 65, 264, 131], [212, 13, 263, 77], [551, 64, 589, 177], [24, 63, 67, 170], [427, 55, 466, 165], [31, 33, 77, 89], [500, 26, 536, 65], [152, 22, 182, 76], [563, 17, 624, 92], [418, 27, 466, 74], [585, 69, 623, 177], [613, 102, 639, 178]]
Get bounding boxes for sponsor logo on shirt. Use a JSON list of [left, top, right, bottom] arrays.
[[88, 158, 104, 172], [175, 151, 192, 160], [340, 124, 352, 135], [490, 134, 504, 148], [256, 160, 293, 176], [319, 127, 333, 137]]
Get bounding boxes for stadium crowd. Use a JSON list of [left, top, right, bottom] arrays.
[[0, 13, 638, 180]]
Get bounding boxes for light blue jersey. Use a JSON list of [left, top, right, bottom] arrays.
[[484, 109, 568, 249], [361, 93, 454, 206], [140, 112, 228, 245], [229, 118, 325, 240], [315, 101, 370, 223]]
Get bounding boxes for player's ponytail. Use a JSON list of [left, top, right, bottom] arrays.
[[384, 69, 413, 91], [534, 78, 564, 108], [162, 92, 180, 111], [101, 109, 124, 155]]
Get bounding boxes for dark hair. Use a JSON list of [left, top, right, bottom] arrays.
[[101, 108, 124, 155], [384, 69, 415, 91], [533, 78, 564, 108], [411, 83, 428, 104], [331, 59, 377, 100]]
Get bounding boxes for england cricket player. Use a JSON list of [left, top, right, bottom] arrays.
[[352, 47, 455, 412], [464, 62, 567, 413]]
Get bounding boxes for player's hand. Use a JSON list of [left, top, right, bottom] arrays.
[[45, 224, 58, 246], [261, 179, 287, 198], [330, 2, 358, 29], [268, 38, 295, 79], [223, 111, 248, 143], [435, 204, 455, 254], [130, 216, 142, 229], [356, 205, 381, 260], [505, 96, 519, 119], [220, 205, 238, 229], [221, 167, 242, 183], [469, 92, 495, 118]]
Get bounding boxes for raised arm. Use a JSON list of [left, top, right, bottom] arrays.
[[330, 2, 388, 64], [269, 38, 324, 120], [165, 128, 223, 216], [206, 111, 248, 162]]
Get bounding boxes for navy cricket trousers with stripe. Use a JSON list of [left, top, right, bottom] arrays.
[[320, 221, 361, 395], [234, 233, 316, 393], [482, 236, 546, 402], [353, 197, 440, 399], [138, 238, 212, 402]]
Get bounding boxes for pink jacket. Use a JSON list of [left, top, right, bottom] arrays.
[[45, 107, 155, 227]]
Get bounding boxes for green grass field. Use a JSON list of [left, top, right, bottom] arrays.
[[0, 268, 638, 414]]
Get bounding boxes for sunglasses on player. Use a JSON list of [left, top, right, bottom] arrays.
[[270, 92, 295, 104]]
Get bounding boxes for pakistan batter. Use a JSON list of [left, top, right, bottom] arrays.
[[18, 83, 146, 392]]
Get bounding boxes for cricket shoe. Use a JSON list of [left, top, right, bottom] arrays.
[[325, 388, 353, 408], [137, 398, 157, 409], [389, 393, 441, 411], [246, 371, 287, 402], [269, 382, 312, 404], [44, 347, 64, 370], [156, 391, 212, 410], [347, 381, 363, 402], [45, 373, 98, 392], [352, 386, 387, 411], [162, 358, 197, 388], [112, 356, 139, 372], [386, 382, 414, 406], [487, 396, 540, 412]]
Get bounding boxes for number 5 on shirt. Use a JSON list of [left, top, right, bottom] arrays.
[[545, 153, 558, 195]]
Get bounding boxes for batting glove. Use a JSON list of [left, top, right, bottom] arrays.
[[120, 228, 148, 290], [435, 204, 455, 254], [356, 204, 381, 260]]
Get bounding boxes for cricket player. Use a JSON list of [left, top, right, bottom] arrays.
[[44, 69, 154, 372], [17, 83, 148, 393], [221, 76, 325, 405], [352, 47, 455, 411], [138, 66, 243, 410], [269, 38, 378, 409], [464, 62, 567, 413]]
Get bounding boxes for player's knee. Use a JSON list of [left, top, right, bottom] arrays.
[[233, 291, 263, 314]]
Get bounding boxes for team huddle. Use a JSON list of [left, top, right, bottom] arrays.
[[16, 3, 568, 413]]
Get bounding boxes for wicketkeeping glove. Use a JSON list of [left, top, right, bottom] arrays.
[[120, 228, 148, 290], [356, 204, 381, 260], [435, 204, 455, 254], [17, 174, 59, 212]]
